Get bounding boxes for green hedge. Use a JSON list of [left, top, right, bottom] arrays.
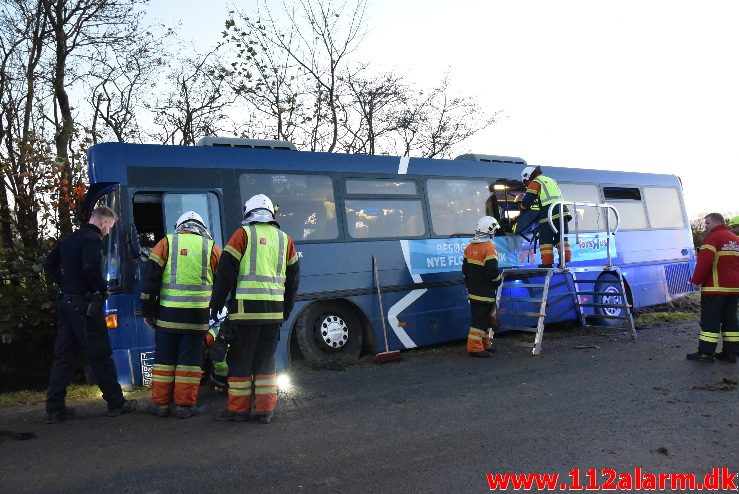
[[0, 252, 58, 392]]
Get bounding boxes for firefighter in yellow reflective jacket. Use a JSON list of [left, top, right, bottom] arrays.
[[210, 194, 300, 424], [518, 166, 571, 267], [463, 216, 502, 358], [141, 211, 222, 419]]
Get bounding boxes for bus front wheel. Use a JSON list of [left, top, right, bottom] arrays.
[[295, 302, 363, 364]]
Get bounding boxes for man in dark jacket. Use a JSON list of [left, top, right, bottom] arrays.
[[43, 206, 137, 423], [687, 213, 739, 362]]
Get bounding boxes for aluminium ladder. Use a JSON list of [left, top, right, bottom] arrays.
[[495, 201, 637, 356]]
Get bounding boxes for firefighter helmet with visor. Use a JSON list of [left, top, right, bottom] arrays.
[[475, 216, 500, 237]]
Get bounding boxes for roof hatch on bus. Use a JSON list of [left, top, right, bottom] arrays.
[[195, 136, 297, 151], [453, 153, 527, 164]]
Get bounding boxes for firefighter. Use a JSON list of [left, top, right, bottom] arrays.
[[463, 216, 502, 358], [141, 211, 222, 418], [518, 165, 571, 268], [210, 194, 300, 423], [729, 215, 739, 236], [687, 213, 739, 362]]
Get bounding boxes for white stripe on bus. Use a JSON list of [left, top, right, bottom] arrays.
[[387, 289, 425, 349], [398, 156, 409, 175]]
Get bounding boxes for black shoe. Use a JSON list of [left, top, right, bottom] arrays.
[[468, 351, 493, 359], [107, 399, 138, 417], [715, 352, 737, 363], [686, 352, 714, 362], [215, 409, 250, 422], [537, 263, 553, 268], [44, 407, 76, 424], [176, 404, 206, 419], [258, 412, 274, 425]]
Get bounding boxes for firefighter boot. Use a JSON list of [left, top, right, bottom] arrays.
[[216, 409, 250, 422], [715, 352, 737, 363], [686, 351, 715, 362], [258, 412, 274, 425], [176, 404, 206, 419]]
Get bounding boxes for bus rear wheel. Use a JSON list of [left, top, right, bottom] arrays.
[[594, 273, 630, 327], [295, 302, 363, 364]]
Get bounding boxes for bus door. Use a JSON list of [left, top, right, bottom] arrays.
[[129, 190, 224, 386]]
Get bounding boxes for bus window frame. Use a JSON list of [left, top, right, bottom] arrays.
[[127, 186, 226, 248], [238, 171, 342, 244], [423, 175, 495, 238], [341, 174, 428, 240], [598, 183, 650, 231], [642, 185, 688, 230]]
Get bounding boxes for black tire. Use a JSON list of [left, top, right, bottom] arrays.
[[594, 273, 629, 327], [295, 302, 363, 364]]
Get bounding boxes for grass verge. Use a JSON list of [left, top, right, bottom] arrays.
[[635, 311, 697, 327], [0, 384, 101, 410]]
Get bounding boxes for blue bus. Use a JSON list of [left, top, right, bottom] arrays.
[[84, 139, 695, 388]]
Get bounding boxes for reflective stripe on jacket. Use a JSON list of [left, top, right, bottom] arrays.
[[161, 234, 215, 308], [235, 224, 288, 301], [532, 175, 563, 207], [691, 224, 739, 294], [462, 240, 502, 303]]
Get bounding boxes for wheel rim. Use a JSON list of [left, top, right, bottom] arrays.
[[601, 286, 623, 317], [317, 314, 349, 350]]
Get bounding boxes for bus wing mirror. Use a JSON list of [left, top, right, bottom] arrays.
[[127, 224, 142, 260]]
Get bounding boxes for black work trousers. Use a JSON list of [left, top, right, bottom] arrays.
[[226, 323, 280, 377], [698, 294, 739, 354], [538, 204, 569, 246], [46, 294, 125, 413]]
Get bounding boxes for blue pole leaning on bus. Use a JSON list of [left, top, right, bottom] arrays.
[[687, 213, 739, 363], [140, 211, 222, 418], [210, 194, 300, 424]]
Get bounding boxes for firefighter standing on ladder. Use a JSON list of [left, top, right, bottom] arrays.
[[518, 166, 572, 268], [141, 211, 222, 418], [210, 194, 300, 423], [463, 216, 502, 358]]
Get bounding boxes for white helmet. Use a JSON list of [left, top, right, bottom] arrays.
[[175, 211, 206, 230], [243, 194, 275, 221], [521, 165, 541, 185], [475, 216, 499, 236]]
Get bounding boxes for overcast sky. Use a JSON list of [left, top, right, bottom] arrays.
[[147, 0, 738, 219]]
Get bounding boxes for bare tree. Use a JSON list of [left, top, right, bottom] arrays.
[[396, 74, 498, 158], [42, 0, 148, 236], [88, 26, 170, 144], [148, 47, 236, 146], [340, 68, 407, 155], [223, 16, 306, 143], [0, 0, 50, 250], [229, 0, 367, 152]]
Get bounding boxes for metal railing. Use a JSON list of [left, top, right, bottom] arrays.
[[547, 200, 621, 269]]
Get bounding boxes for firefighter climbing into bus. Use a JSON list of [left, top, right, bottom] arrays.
[[515, 165, 572, 268]]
